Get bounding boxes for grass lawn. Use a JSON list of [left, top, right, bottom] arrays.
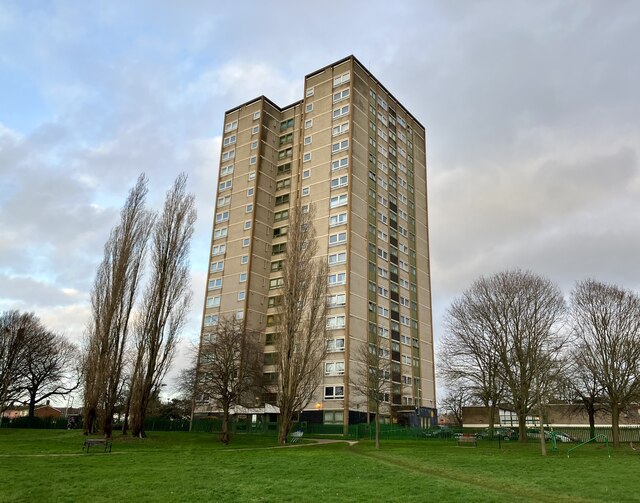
[[1, 429, 638, 502]]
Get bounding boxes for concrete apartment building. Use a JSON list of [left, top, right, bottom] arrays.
[[196, 56, 436, 428]]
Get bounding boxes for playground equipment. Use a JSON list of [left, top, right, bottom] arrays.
[[567, 434, 611, 459]]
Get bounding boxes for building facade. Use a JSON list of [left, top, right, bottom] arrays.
[[196, 56, 436, 428]]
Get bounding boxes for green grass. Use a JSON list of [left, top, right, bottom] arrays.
[[1, 429, 639, 502]]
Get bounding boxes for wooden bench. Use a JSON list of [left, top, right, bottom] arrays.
[[290, 430, 304, 443], [83, 438, 113, 453], [457, 435, 477, 447]]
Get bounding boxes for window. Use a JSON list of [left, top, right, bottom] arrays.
[[302, 168, 311, 179], [206, 296, 220, 308], [210, 260, 224, 273], [377, 286, 389, 298], [332, 122, 349, 136], [330, 194, 348, 208], [303, 152, 311, 162], [378, 266, 388, 279], [277, 163, 292, 175], [332, 157, 348, 171], [215, 211, 229, 223], [378, 212, 388, 225], [274, 209, 289, 222], [244, 220, 252, 230], [377, 230, 388, 242], [219, 180, 232, 191], [332, 139, 349, 153], [221, 150, 235, 161], [224, 120, 238, 133], [328, 251, 347, 265], [333, 105, 349, 119], [331, 175, 348, 189], [324, 385, 344, 400], [402, 355, 412, 365], [327, 294, 346, 308], [211, 244, 226, 256], [324, 360, 345, 374], [305, 119, 313, 129], [280, 118, 294, 131], [268, 295, 283, 308], [273, 226, 288, 238], [301, 186, 310, 197], [327, 338, 345, 352], [249, 156, 257, 165], [223, 135, 236, 146], [329, 231, 347, 246], [278, 147, 292, 159], [253, 111, 261, 120], [220, 165, 234, 177], [269, 277, 284, 289], [237, 291, 245, 301], [276, 178, 291, 190], [377, 194, 388, 207], [333, 89, 350, 103], [378, 306, 389, 318], [328, 272, 346, 286], [214, 227, 227, 240], [275, 194, 290, 206], [239, 272, 247, 283], [241, 255, 249, 265], [279, 133, 293, 145], [306, 103, 313, 113], [378, 325, 389, 338], [304, 135, 312, 145], [272, 243, 286, 255], [333, 71, 350, 87], [204, 314, 219, 326], [208, 278, 223, 290], [217, 195, 231, 207], [400, 278, 410, 289], [251, 140, 258, 150], [252, 125, 259, 134], [306, 87, 314, 97], [329, 212, 347, 227], [270, 261, 283, 273], [326, 316, 346, 331], [246, 204, 253, 213]]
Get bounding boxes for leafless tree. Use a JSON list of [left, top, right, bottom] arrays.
[[198, 316, 263, 444], [439, 291, 506, 437], [0, 311, 39, 426], [350, 338, 390, 449], [438, 388, 474, 427], [570, 279, 640, 447], [565, 342, 605, 440], [128, 174, 196, 438], [487, 271, 567, 452], [82, 174, 154, 437], [275, 204, 328, 445], [20, 330, 79, 418]]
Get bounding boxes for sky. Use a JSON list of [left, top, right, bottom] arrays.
[[1, 1, 639, 401]]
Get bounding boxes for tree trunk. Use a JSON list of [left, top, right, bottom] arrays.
[[28, 394, 36, 418], [278, 409, 292, 445], [84, 406, 97, 435], [487, 402, 496, 438], [518, 412, 527, 443], [374, 403, 380, 450], [611, 403, 620, 448], [220, 405, 230, 445], [587, 402, 596, 440]]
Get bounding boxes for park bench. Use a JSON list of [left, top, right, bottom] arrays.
[[457, 435, 477, 447], [290, 430, 304, 443], [83, 438, 113, 453]]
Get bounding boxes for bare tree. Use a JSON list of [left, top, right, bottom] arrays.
[[82, 174, 154, 437], [198, 316, 263, 444], [128, 174, 196, 438], [488, 271, 567, 452], [566, 342, 605, 440], [439, 292, 506, 437], [0, 311, 39, 425], [571, 279, 640, 447], [275, 204, 328, 445], [439, 388, 473, 427], [20, 330, 79, 418], [350, 338, 390, 449]]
